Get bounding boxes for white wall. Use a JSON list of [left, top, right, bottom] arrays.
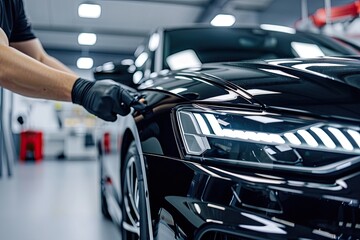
[[11, 67, 94, 134]]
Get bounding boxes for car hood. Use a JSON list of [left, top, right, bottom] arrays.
[[140, 57, 360, 122], [229, 58, 360, 121]]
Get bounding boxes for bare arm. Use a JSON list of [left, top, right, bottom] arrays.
[[10, 37, 75, 74], [0, 28, 77, 101], [0, 28, 143, 121]]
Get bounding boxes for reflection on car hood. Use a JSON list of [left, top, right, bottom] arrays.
[[140, 57, 360, 121], [226, 57, 360, 121]]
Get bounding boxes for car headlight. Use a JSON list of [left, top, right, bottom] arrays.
[[176, 107, 360, 168]]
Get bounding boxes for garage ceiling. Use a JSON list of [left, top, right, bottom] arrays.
[[23, 0, 354, 66], [23, 0, 272, 54]]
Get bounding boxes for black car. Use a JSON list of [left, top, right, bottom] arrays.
[[94, 25, 358, 86], [97, 26, 360, 240]]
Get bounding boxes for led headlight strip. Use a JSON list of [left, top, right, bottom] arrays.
[[177, 110, 360, 156]]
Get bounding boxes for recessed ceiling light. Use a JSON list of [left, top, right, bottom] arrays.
[[211, 14, 236, 27], [77, 57, 94, 69], [78, 3, 101, 18], [78, 33, 97, 45]]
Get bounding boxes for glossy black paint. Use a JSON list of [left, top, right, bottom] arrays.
[[139, 58, 360, 121], [93, 60, 136, 88], [95, 26, 358, 85], [98, 26, 360, 239], [130, 58, 360, 239]]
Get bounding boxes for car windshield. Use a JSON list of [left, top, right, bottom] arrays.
[[163, 27, 358, 70]]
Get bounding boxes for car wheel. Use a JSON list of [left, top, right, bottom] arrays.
[[121, 141, 151, 240], [99, 149, 111, 220], [100, 182, 111, 219]]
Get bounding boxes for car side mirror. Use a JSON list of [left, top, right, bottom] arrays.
[[93, 60, 137, 88]]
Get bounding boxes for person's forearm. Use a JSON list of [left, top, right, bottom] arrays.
[[0, 45, 78, 101], [40, 53, 76, 74]]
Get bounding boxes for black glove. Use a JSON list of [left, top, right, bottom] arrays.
[[71, 78, 145, 121]]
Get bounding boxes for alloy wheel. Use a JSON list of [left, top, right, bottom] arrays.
[[123, 155, 141, 237]]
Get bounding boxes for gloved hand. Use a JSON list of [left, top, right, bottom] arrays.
[[71, 78, 145, 121]]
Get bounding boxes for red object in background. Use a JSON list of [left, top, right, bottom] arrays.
[[103, 132, 111, 154], [311, 0, 360, 27], [20, 131, 43, 163]]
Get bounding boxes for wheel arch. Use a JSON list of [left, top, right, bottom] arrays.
[[120, 126, 154, 240], [120, 128, 135, 174]]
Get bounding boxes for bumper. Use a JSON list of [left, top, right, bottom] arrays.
[[145, 153, 360, 239]]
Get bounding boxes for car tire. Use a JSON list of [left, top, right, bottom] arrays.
[[100, 152, 111, 220], [100, 182, 111, 220], [121, 141, 151, 240]]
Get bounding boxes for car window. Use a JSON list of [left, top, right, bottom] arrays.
[[162, 28, 358, 70]]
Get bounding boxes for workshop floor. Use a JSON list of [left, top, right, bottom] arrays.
[[0, 159, 121, 240]]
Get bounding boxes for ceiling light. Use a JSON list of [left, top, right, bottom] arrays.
[[77, 57, 94, 69], [211, 14, 236, 27], [78, 3, 101, 18], [78, 33, 97, 45]]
